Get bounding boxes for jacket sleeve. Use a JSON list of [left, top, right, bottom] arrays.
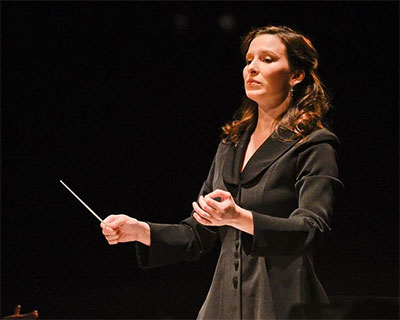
[[136, 156, 219, 269], [242, 134, 344, 256]]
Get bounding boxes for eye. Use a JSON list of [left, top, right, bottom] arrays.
[[264, 57, 273, 63], [245, 59, 252, 65]]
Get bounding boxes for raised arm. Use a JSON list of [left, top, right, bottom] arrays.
[[100, 215, 151, 246], [100, 154, 220, 269]]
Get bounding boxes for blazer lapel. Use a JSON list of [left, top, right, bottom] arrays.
[[222, 127, 301, 188], [222, 129, 252, 196], [241, 128, 300, 184]]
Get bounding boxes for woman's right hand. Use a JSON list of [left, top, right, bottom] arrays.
[[100, 214, 151, 246]]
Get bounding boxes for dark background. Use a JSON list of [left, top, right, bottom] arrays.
[[2, 1, 398, 319]]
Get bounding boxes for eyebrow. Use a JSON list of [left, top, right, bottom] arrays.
[[246, 49, 281, 57]]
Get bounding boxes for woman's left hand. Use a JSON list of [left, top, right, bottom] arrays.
[[192, 189, 240, 227]]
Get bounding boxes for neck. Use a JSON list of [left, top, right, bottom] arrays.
[[254, 94, 291, 137]]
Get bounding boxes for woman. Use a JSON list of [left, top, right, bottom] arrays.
[[100, 25, 343, 319]]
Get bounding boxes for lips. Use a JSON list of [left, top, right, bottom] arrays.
[[247, 79, 261, 85]]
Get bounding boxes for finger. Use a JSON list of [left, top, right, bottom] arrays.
[[193, 212, 211, 225], [203, 195, 222, 210], [101, 215, 119, 229], [199, 195, 217, 212], [100, 221, 112, 229], [192, 201, 212, 219], [206, 189, 231, 201], [106, 234, 120, 241], [107, 216, 127, 229], [105, 231, 120, 245], [102, 214, 118, 224], [102, 226, 117, 236]]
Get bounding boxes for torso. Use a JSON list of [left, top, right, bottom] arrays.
[[241, 130, 274, 172]]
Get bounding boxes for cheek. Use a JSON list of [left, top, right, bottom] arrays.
[[243, 67, 248, 81], [266, 68, 291, 87]]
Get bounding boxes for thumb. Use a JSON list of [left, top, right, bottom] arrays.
[[107, 216, 127, 229], [101, 214, 121, 228]]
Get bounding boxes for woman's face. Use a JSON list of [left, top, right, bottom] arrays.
[[243, 34, 294, 107]]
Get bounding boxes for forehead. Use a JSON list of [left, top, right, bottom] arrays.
[[247, 34, 287, 55]]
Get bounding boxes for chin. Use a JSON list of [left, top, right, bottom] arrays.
[[245, 91, 265, 104]]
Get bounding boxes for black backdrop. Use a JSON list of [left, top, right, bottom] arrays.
[[2, 1, 398, 319]]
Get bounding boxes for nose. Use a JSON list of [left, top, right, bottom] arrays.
[[247, 60, 259, 74]]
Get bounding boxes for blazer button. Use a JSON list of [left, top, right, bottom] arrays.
[[234, 261, 239, 271], [232, 276, 238, 289], [234, 240, 240, 250]]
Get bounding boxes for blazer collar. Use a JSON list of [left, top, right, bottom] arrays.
[[223, 127, 301, 186]]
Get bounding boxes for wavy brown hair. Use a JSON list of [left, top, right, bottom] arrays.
[[222, 25, 331, 144]]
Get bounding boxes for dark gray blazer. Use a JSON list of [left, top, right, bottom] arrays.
[[136, 128, 343, 319]]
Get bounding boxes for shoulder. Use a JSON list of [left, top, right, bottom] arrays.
[[297, 128, 340, 152], [294, 129, 341, 180], [292, 129, 341, 168], [216, 139, 234, 153]]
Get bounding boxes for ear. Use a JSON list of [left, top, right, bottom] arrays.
[[290, 69, 305, 87]]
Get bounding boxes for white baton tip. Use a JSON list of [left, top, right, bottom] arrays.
[[60, 179, 103, 223]]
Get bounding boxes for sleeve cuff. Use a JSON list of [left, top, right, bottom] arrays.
[[135, 222, 165, 269], [135, 241, 150, 268], [241, 211, 256, 256]]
